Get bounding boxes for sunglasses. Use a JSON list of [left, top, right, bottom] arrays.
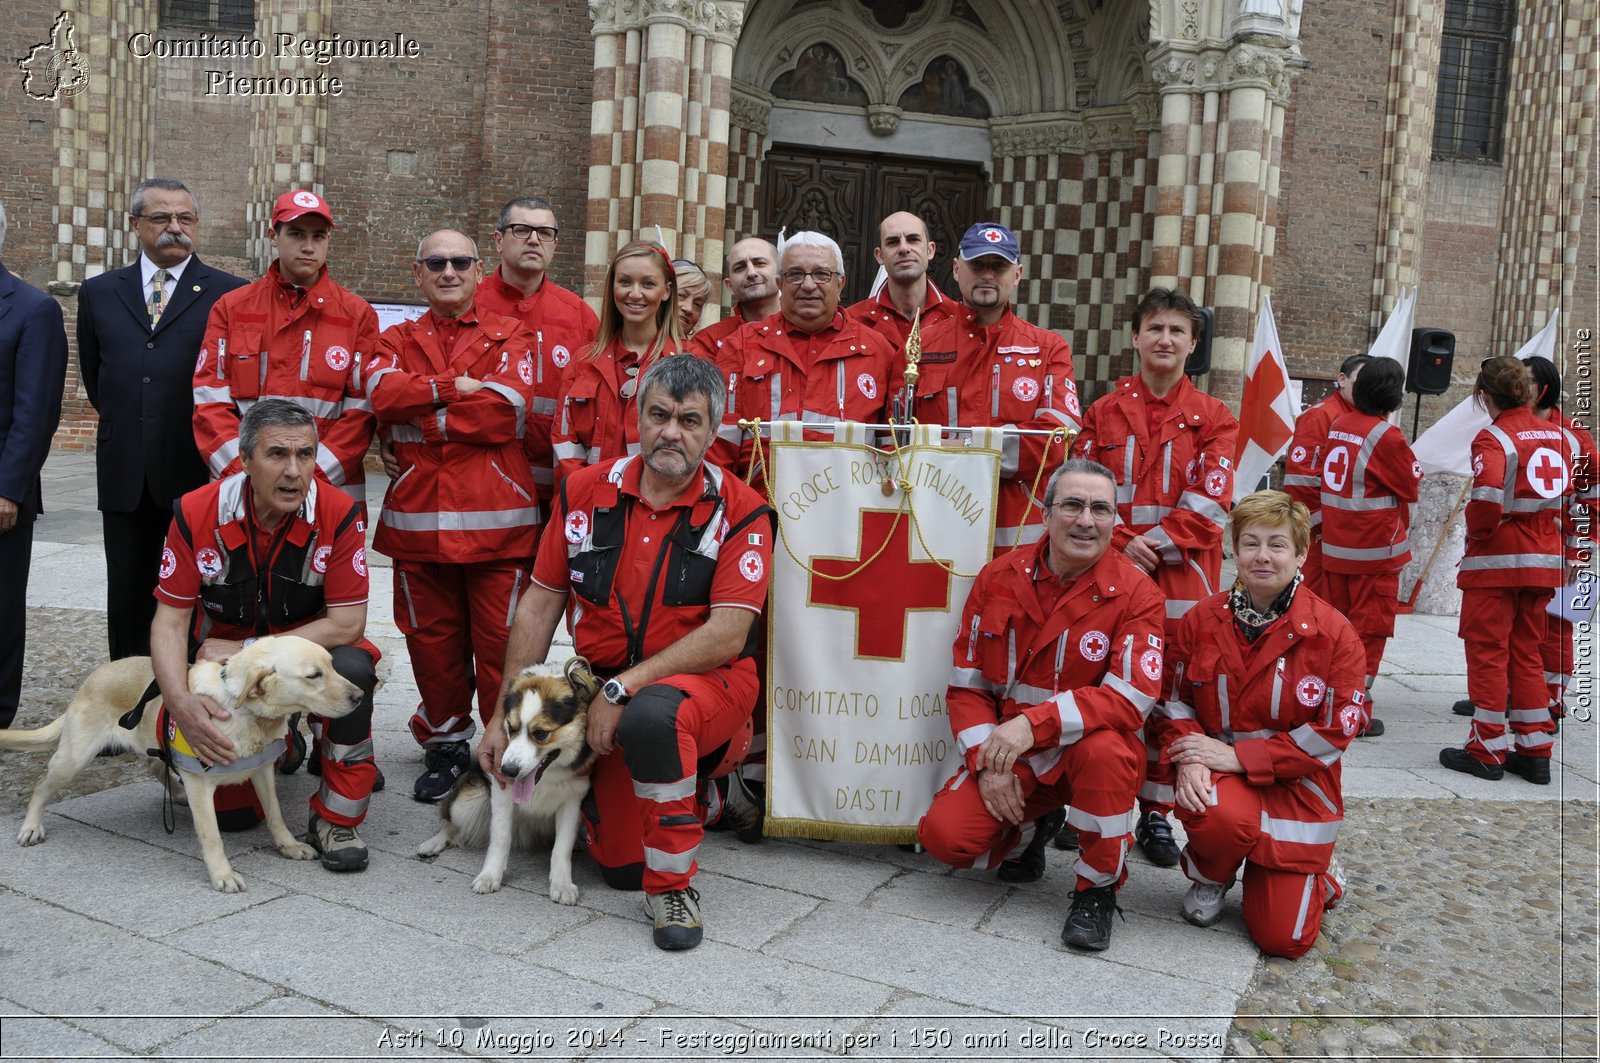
[[417, 255, 479, 273], [620, 364, 640, 400]]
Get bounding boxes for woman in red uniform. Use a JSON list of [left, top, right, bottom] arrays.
[[1156, 490, 1366, 958], [551, 242, 682, 486], [1441, 356, 1568, 783]]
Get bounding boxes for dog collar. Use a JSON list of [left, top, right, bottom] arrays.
[[157, 706, 286, 775]]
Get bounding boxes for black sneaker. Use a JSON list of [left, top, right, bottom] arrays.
[[998, 807, 1065, 883], [413, 741, 470, 802], [1135, 810, 1180, 867], [1438, 746, 1503, 780], [1061, 884, 1121, 951], [719, 773, 764, 844], [1451, 699, 1475, 717], [278, 714, 306, 775], [1052, 825, 1080, 851], [1361, 717, 1385, 737], [644, 886, 703, 950], [1504, 752, 1552, 785]]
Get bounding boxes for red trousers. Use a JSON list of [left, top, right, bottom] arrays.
[[395, 559, 528, 746], [918, 728, 1142, 892], [1137, 611, 1189, 816], [1176, 775, 1344, 959], [1543, 612, 1574, 715], [1320, 570, 1400, 687], [586, 660, 758, 895], [1460, 587, 1556, 765]]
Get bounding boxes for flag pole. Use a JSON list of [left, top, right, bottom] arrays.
[[1399, 478, 1471, 613]]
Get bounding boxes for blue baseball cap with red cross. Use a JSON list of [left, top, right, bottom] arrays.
[[957, 222, 1020, 263]]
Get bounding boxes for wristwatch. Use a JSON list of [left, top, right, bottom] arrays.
[[602, 677, 631, 705]]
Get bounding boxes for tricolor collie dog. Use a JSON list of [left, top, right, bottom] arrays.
[[1, 636, 362, 892], [417, 659, 597, 904]]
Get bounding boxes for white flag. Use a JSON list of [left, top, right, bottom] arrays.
[[1368, 286, 1416, 372], [1232, 294, 1299, 501], [1411, 309, 1561, 476]]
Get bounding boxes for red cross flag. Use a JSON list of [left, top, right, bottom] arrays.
[[1232, 294, 1298, 502]]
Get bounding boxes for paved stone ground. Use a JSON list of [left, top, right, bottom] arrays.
[[4, 449, 1596, 1062]]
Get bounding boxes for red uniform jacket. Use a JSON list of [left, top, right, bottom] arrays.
[[365, 307, 541, 564], [550, 338, 685, 490], [193, 263, 379, 503], [1318, 410, 1421, 572], [687, 305, 761, 361], [1542, 409, 1598, 564], [1156, 587, 1367, 873], [844, 279, 958, 350], [1282, 389, 1354, 533], [1072, 375, 1240, 621], [946, 540, 1167, 783], [1459, 407, 1569, 589], [716, 311, 901, 483], [474, 270, 599, 509], [916, 306, 1082, 552]]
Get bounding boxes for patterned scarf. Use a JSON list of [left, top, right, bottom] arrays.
[[1230, 573, 1301, 643]]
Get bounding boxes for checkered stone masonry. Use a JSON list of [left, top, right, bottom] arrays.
[[1491, 0, 1598, 352], [246, 0, 332, 271]]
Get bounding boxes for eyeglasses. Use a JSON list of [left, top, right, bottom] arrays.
[[417, 255, 480, 273], [136, 212, 198, 227], [780, 268, 838, 286], [500, 223, 559, 243], [1048, 497, 1117, 521]]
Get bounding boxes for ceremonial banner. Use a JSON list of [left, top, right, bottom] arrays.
[[764, 423, 1001, 843]]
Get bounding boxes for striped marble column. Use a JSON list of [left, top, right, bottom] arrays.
[[1371, 0, 1443, 331], [586, 0, 744, 301], [56, 0, 154, 283], [1490, 0, 1598, 352], [245, 0, 332, 270]]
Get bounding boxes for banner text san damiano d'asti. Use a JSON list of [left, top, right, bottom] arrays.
[[764, 423, 1002, 843]]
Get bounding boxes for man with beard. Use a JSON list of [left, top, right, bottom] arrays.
[[484, 354, 774, 951], [77, 177, 247, 658]]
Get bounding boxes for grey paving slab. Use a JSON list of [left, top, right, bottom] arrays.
[[169, 895, 654, 1020], [156, 994, 433, 1061], [0, 893, 275, 1052], [765, 901, 1239, 1018], [521, 913, 896, 1022], [1341, 767, 1462, 798], [860, 863, 1004, 930], [707, 832, 906, 905], [0, 999, 135, 1060]]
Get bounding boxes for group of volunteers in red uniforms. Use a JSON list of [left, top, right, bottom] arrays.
[[118, 175, 1584, 960]]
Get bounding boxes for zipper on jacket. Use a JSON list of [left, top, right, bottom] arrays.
[[835, 361, 845, 417], [490, 461, 532, 502], [536, 330, 545, 384], [215, 338, 226, 379], [299, 330, 312, 381], [1053, 632, 1068, 694], [991, 363, 1000, 419], [966, 614, 980, 661], [1270, 656, 1286, 720]]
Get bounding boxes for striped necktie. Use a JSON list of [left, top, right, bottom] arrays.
[[147, 268, 170, 327]]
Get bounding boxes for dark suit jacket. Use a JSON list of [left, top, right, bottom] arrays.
[[0, 263, 68, 522], [77, 255, 248, 511]]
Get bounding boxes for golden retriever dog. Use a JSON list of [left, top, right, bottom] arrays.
[[1, 635, 362, 892], [417, 659, 596, 904]]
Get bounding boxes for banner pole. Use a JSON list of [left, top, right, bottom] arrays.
[[1401, 477, 1471, 612]]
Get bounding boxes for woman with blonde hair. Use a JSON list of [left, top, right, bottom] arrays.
[[552, 242, 682, 486], [672, 259, 714, 339]]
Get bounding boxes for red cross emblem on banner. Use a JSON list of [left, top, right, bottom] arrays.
[[809, 509, 953, 661]]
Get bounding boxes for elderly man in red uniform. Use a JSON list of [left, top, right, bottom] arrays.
[[845, 211, 958, 348], [688, 237, 780, 361], [919, 458, 1167, 952], [473, 195, 598, 513], [915, 222, 1081, 553], [1072, 287, 1239, 869], [485, 354, 774, 951], [365, 230, 541, 801], [1281, 353, 1369, 592], [152, 399, 379, 869], [193, 190, 378, 509]]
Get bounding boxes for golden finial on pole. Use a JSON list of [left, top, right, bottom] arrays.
[[902, 306, 923, 402]]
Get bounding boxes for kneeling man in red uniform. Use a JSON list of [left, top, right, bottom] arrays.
[[484, 355, 774, 951], [1156, 491, 1365, 957], [918, 458, 1167, 952], [152, 399, 380, 870]]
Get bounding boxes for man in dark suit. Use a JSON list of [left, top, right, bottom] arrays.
[[0, 201, 70, 727], [77, 177, 247, 659]]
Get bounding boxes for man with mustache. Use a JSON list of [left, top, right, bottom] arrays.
[[487, 354, 774, 951], [77, 177, 247, 659]]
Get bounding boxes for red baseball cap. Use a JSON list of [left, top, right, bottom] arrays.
[[271, 189, 335, 227]]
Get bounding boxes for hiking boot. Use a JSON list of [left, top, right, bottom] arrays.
[[1052, 825, 1080, 851], [1061, 884, 1121, 951], [413, 741, 470, 802], [719, 772, 764, 844], [1135, 810, 1180, 867], [997, 807, 1065, 883], [1451, 699, 1475, 717], [277, 713, 306, 775], [1181, 878, 1234, 927], [644, 886, 703, 950], [1438, 746, 1503, 781], [306, 812, 369, 872], [1503, 752, 1552, 785], [1361, 717, 1385, 737]]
